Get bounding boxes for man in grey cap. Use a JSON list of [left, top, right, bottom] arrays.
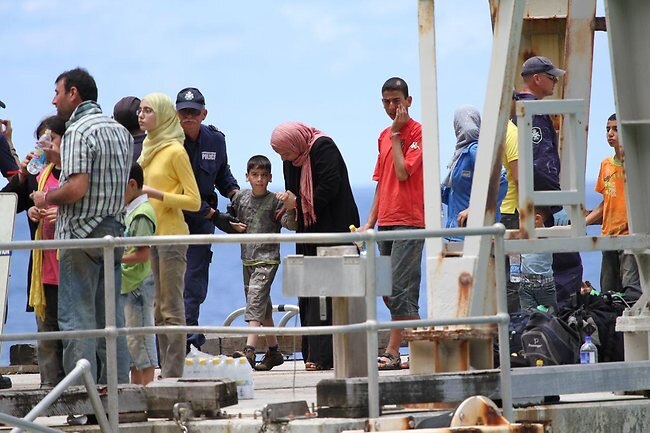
[[175, 87, 239, 351], [512, 55, 583, 310]]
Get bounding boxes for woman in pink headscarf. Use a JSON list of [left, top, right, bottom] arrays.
[[271, 121, 360, 371]]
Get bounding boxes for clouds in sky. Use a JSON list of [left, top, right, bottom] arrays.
[[2, 0, 614, 190]]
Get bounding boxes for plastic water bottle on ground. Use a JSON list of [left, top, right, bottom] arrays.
[[234, 357, 255, 399], [196, 357, 210, 378], [183, 357, 197, 378], [349, 225, 367, 256], [222, 356, 236, 381], [211, 355, 225, 378], [580, 335, 598, 364], [26, 130, 51, 175], [509, 254, 521, 283]]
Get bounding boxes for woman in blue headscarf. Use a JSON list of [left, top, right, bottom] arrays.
[[441, 105, 508, 241]]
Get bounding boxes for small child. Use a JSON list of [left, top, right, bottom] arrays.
[[519, 206, 558, 313], [122, 163, 158, 385], [228, 155, 298, 371], [585, 113, 642, 302]]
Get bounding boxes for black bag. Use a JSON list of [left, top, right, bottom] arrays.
[[560, 292, 627, 362], [521, 310, 580, 365], [493, 311, 531, 368]]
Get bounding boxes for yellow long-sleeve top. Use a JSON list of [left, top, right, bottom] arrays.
[[143, 143, 201, 235]]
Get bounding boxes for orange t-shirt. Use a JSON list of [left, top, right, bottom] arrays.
[[596, 156, 628, 236], [372, 118, 424, 227]]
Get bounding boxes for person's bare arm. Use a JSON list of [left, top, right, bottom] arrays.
[[359, 185, 379, 231], [585, 201, 603, 226], [31, 173, 89, 208], [122, 246, 150, 265]]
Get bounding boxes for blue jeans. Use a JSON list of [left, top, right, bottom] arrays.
[[123, 273, 158, 370], [58, 217, 130, 384], [378, 226, 424, 318]]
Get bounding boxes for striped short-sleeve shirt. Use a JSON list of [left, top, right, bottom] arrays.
[[56, 101, 133, 240]]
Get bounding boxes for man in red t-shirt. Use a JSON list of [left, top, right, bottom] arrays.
[[360, 77, 424, 370]]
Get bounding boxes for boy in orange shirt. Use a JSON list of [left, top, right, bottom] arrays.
[[585, 114, 641, 302]]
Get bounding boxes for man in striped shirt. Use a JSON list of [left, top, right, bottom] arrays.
[[32, 67, 132, 384]]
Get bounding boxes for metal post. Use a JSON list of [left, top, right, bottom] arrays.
[[365, 230, 380, 419], [417, 0, 443, 257], [10, 359, 110, 433], [103, 238, 119, 433], [493, 224, 513, 421]]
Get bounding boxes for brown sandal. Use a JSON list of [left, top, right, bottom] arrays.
[[378, 352, 402, 370], [305, 362, 331, 371]]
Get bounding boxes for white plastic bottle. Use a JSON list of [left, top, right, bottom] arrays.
[[580, 335, 598, 364], [27, 130, 51, 175], [234, 356, 255, 399], [210, 356, 224, 378], [349, 225, 367, 256], [509, 254, 521, 283], [183, 357, 197, 379], [196, 357, 210, 378], [222, 356, 236, 381]]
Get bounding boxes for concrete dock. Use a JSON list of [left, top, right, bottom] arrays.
[[2, 359, 650, 432]]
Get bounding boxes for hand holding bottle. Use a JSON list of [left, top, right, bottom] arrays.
[[26, 129, 52, 175]]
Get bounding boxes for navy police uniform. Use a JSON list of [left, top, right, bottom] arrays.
[[513, 91, 582, 309], [178, 88, 239, 350]]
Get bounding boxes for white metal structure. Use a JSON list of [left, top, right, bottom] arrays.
[[605, 0, 650, 361], [0, 193, 17, 361], [414, 0, 650, 373]]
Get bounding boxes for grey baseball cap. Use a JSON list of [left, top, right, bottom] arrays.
[[521, 56, 566, 77]]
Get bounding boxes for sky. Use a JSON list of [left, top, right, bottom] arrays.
[[1, 0, 615, 192]]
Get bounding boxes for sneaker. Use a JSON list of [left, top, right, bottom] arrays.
[[254, 349, 284, 371], [0, 375, 11, 389], [232, 345, 256, 369]]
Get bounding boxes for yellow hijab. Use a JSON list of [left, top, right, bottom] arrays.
[[29, 163, 55, 321], [137, 93, 185, 169]]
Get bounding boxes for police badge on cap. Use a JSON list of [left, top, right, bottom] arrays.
[[176, 87, 206, 110]]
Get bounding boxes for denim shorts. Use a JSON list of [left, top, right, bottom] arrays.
[[243, 264, 279, 322], [123, 273, 158, 370], [378, 226, 424, 318]]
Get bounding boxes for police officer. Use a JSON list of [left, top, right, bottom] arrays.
[[176, 87, 239, 351], [513, 56, 583, 309]]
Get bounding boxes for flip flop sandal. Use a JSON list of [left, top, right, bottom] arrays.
[[377, 352, 402, 370]]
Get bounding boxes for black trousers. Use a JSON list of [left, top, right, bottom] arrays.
[[298, 296, 333, 369]]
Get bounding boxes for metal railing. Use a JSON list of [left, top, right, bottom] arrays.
[[7, 359, 111, 433], [222, 304, 299, 327], [0, 225, 512, 431]]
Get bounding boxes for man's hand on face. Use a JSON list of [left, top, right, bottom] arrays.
[[391, 103, 410, 134]]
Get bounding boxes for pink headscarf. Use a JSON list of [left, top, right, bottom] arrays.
[[270, 122, 327, 227]]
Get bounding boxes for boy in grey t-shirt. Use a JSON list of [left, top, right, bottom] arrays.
[[519, 206, 558, 313], [228, 155, 298, 371]]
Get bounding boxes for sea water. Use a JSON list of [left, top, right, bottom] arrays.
[[0, 184, 603, 365]]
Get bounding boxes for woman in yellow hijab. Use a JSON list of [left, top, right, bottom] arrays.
[[137, 93, 200, 378]]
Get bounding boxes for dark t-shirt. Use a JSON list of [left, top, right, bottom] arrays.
[[513, 92, 561, 192], [0, 135, 18, 179]]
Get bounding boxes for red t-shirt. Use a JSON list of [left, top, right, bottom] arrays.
[[372, 118, 424, 227]]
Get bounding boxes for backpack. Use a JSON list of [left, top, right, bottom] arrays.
[[493, 310, 531, 368], [559, 291, 627, 362], [521, 310, 580, 365]]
